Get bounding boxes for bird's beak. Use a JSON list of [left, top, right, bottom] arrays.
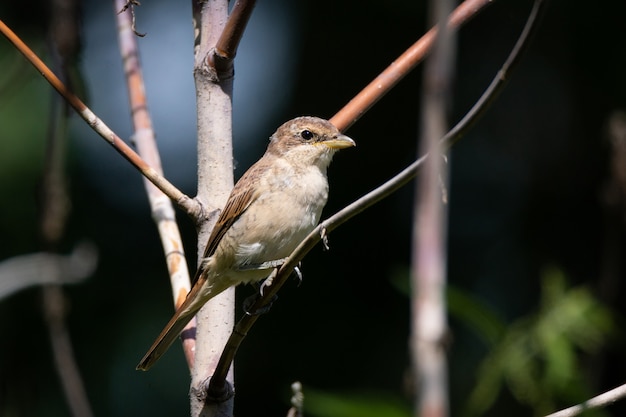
[[322, 134, 356, 150]]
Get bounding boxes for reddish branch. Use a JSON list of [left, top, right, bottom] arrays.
[[211, 0, 257, 74], [330, 0, 493, 132]]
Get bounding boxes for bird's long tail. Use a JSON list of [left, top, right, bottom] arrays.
[[136, 276, 220, 371], [136, 304, 197, 371]]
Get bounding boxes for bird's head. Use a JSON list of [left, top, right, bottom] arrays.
[[267, 116, 355, 168]]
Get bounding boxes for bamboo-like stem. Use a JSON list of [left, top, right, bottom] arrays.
[[411, 0, 455, 413], [114, 0, 194, 368]]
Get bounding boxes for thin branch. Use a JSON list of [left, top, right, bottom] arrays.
[[0, 244, 97, 300], [544, 383, 626, 417], [208, 0, 545, 394], [412, 0, 455, 414], [211, 0, 257, 74], [43, 286, 95, 417], [0, 19, 200, 218], [114, 0, 195, 369], [330, 0, 494, 133], [41, 10, 95, 414]]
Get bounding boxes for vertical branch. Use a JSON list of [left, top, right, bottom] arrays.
[[114, 0, 194, 367], [411, 0, 456, 416], [190, 1, 245, 415], [41, 1, 94, 416]]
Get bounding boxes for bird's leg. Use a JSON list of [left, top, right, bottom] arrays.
[[320, 226, 330, 251], [243, 269, 279, 316], [242, 262, 303, 315]]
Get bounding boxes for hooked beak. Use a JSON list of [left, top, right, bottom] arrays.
[[323, 134, 356, 150]]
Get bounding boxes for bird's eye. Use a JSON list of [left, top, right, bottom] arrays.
[[300, 130, 314, 140]]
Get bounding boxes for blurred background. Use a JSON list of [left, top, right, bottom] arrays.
[[1, 0, 626, 416]]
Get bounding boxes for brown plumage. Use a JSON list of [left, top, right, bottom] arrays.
[[136, 116, 355, 370]]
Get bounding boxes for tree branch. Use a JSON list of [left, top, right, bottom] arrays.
[[0, 244, 97, 300], [0, 19, 200, 218], [40, 8, 95, 414], [190, 1, 236, 416], [544, 383, 626, 417], [115, 0, 195, 368], [330, 0, 494, 133], [411, 0, 455, 414], [211, 0, 257, 75]]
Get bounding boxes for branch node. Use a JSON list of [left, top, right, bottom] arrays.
[[198, 377, 234, 403], [207, 48, 234, 81]]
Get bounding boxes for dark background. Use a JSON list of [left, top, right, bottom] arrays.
[[1, 0, 626, 416]]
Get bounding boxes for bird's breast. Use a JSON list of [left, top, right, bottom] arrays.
[[221, 161, 329, 276]]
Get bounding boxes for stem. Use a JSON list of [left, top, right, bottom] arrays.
[[329, 0, 494, 132], [115, 0, 194, 368]]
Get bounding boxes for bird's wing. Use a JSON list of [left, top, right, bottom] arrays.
[[191, 160, 268, 284]]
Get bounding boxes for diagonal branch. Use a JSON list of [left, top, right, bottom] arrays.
[[330, 0, 494, 132], [208, 0, 546, 396], [0, 19, 201, 218], [210, 0, 257, 75], [543, 382, 626, 417]]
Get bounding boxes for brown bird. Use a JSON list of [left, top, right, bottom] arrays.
[[137, 116, 355, 370]]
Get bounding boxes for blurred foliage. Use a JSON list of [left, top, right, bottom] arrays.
[[458, 267, 613, 416], [304, 388, 411, 417], [392, 265, 614, 416]]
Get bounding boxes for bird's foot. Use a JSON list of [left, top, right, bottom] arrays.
[[320, 226, 330, 251], [243, 291, 278, 316], [259, 262, 303, 293], [291, 263, 303, 287]]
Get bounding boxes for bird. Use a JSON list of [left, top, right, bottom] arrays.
[[136, 116, 355, 370]]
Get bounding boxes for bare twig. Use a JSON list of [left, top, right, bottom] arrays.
[[330, 0, 494, 133], [0, 19, 200, 217], [208, 0, 545, 392], [411, 0, 455, 414], [0, 244, 97, 300], [114, 0, 194, 369], [43, 286, 95, 417], [117, 0, 146, 37], [544, 383, 626, 417], [41, 8, 95, 414], [211, 0, 257, 75]]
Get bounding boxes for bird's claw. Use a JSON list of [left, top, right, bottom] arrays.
[[292, 264, 303, 287], [243, 292, 278, 316], [320, 226, 330, 251]]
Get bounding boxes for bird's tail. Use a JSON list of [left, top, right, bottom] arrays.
[[136, 305, 197, 371], [136, 276, 222, 371]]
